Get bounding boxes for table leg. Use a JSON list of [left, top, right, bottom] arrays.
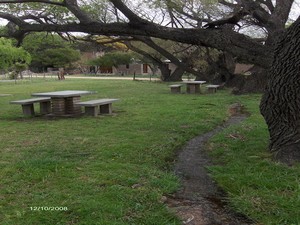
[[188, 84, 196, 94], [51, 97, 66, 115], [65, 96, 81, 115], [195, 84, 201, 93], [186, 84, 191, 93]]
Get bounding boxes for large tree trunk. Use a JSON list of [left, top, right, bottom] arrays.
[[207, 51, 235, 84], [159, 63, 172, 81], [160, 64, 185, 81], [168, 67, 185, 81], [260, 16, 300, 165]]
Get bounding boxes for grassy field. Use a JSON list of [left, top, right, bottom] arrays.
[[0, 78, 299, 224]]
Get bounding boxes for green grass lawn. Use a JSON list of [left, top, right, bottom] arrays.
[[208, 96, 300, 225], [0, 79, 299, 225]]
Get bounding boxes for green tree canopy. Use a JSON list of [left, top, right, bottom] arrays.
[[0, 37, 31, 70], [22, 33, 80, 71]]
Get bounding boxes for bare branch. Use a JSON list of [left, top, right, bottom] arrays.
[[204, 10, 248, 28], [218, 0, 237, 8], [0, 0, 64, 6], [64, 0, 94, 23], [109, 0, 148, 25], [0, 12, 27, 25], [258, 0, 275, 13]]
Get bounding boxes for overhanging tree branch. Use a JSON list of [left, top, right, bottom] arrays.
[[109, 0, 148, 25], [0, 12, 27, 26], [0, 0, 64, 6], [6, 21, 271, 68], [0, 0, 273, 68], [64, 0, 94, 23], [132, 36, 202, 77]]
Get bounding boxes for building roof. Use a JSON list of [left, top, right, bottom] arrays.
[[234, 64, 254, 74]]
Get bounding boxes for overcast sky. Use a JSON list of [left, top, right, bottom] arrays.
[[290, 1, 300, 20], [0, 1, 299, 26]]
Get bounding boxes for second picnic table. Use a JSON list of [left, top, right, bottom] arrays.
[[31, 90, 94, 116], [183, 81, 206, 94]]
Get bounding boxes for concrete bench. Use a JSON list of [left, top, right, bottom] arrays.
[[10, 97, 51, 116], [169, 84, 183, 94], [206, 85, 220, 93], [75, 98, 119, 117]]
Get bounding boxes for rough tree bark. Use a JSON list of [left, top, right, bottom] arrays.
[[205, 50, 235, 84], [260, 16, 300, 165], [162, 66, 185, 81], [158, 63, 172, 81]]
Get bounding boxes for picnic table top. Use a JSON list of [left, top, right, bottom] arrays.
[[183, 81, 206, 84], [31, 90, 95, 98]]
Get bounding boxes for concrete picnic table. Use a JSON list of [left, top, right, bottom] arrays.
[[31, 90, 95, 116], [183, 81, 206, 94]]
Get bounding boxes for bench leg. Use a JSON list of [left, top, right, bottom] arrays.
[[40, 101, 51, 115], [171, 87, 181, 94], [65, 96, 82, 115], [207, 88, 217, 93], [195, 85, 201, 93], [85, 106, 99, 117], [100, 103, 112, 114], [186, 84, 191, 93], [22, 104, 35, 116]]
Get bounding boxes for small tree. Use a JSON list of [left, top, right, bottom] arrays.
[[14, 62, 29, 79], [88, 51, 134, 72], [42, 47, 81, 69]]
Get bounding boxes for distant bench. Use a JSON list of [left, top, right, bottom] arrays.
[[206, 84, 221, 93], [75, 98, 119, 117], [169, 84, 183, 94], [10, 97, 51, 116]]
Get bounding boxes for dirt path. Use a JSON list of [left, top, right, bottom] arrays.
[[167, 114, 254, 225]]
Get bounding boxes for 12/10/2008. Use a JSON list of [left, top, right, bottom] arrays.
[[30, 206, 68, 211]]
